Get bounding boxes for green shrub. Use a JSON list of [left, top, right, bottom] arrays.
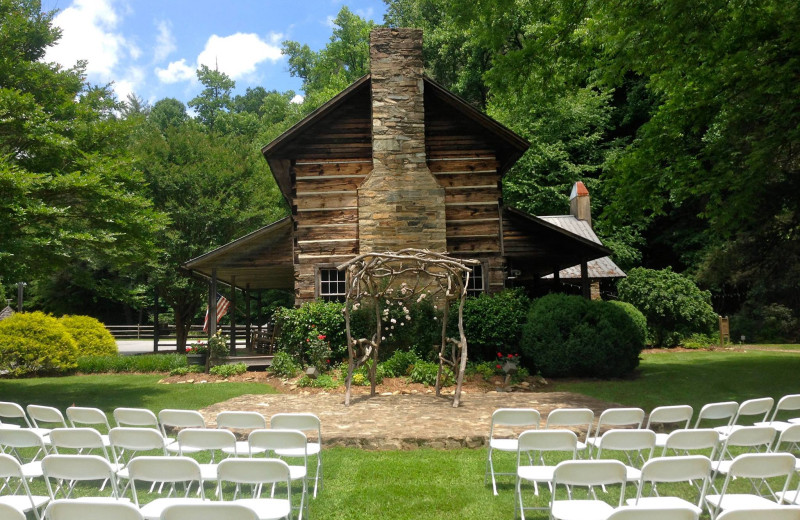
[[681, 333, 716, 349], [380, 348, 420, 377], [269, 350, 300, 378], [296, 374, 341, 389], [618, 267, 717, 348], [520, 294, 644, 378], [0, 311, 79, 376], [350, 299, 442, 354], [732, 303, 799, 343], [408, 360, 454, 387], [471, 360, 500, 381], [608, 300, 649, 346], [341, 360, 385, 385], [274, 301, 347, 363], [209, 363, 247, 377], [455, 289, 531, 361], [76, 354, 186, 373], [512, 366, 530, 384], [58, 315, 117, 356]]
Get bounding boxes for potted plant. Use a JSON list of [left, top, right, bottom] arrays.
[[186, 341, 208, 366]]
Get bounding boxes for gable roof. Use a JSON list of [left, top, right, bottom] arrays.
[[538, 215, 626, 279]]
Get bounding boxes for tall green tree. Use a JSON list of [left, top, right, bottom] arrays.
[[188, 64, 235, 128], [0, 0, 163, 298]]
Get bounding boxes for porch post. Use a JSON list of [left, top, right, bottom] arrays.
[[245, 283, 251, 351], [153, 287, 159, 352], [580, 259, 590, 300], [229, 276, 237, 355], [257, 292, 263, 335], [209, 268, 217, 337], [553, 267, 560, 288]]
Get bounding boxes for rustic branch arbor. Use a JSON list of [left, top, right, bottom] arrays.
[[338, 249, 479, 407]]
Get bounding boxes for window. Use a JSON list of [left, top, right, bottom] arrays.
[[466, 264, 484, 297], [318, 268, 347, 302]]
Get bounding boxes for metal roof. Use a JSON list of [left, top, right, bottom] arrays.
[[538, 215, 626, 279]]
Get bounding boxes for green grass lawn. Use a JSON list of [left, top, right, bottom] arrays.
[[2, 348, 800, 519]]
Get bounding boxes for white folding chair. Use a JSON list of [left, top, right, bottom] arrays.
[[712, 426, 777, 479], [177, 428, 237, 481], [704, 452, 796, 520], [585, 408, 645, 456], [515, 430, 578, 520], [126, 456, 206, 520], [716, 397, 774, 438], [484, 408, 540, 495], [249, 429, 309, 520], [0, 503, 25, 520], [65, 407, 112, 446], [646, 405, 693, 448], [161, 502, 259, 520], [48, 427, 120, 491], [270, 413, 323, 498], [550, 459, 628, 520], [26, 405, 68, 430], [694, 401, 738, 429], [606, 506, 699, 520], [217, 458, 292, 520], [108, 427, 169, 493], [41, 454, 124, 502], [594, 429, 656, 482], [44, 499, 144, 520], [216, 411, 267, 456], [0, 402, 49, 440], [545, 408, 594, 457], [113, 408, 159, 429], [0, 428, 49, 478], [757, 394, 800, 433], [626, 455, 712, 516], [716, 507, 800, 520], [158, 409, 206, 453], [0, 454, 49, 520], [660, 428, 720, 459]]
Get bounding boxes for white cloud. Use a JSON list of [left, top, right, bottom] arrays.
[[290, 94, 304, 104], [155, 59, 195, 83], [154, 20, 176, 62], [197, 33, 283, 80], [325, 15, 336, 28], [45, 0, 133, 77], [112, 66, 144, 102]]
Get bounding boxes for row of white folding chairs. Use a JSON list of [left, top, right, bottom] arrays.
[[0, 453, 294, 520], [517, 452, 800, 520], [6, 500, 287, 520]]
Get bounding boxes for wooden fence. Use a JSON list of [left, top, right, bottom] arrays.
[[105, 324, 260, 349]]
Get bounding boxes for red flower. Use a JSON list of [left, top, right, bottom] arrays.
[[326, 359, 330, 364], [497, 352, 502, 357], [507, 354, 513, 358], [318, 334, 326, 340], [496, 364, 502, 369], [186, 347, 192, 352], [306, 338, 310, 343]]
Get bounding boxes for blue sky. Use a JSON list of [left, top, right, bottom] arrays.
[[42, 0, 387, 106]]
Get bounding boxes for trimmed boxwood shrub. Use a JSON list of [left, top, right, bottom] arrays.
[[520, 294, 644, 378], [0, 311, 79, 376], [618, 267, 717, 348], [59, 315, 118, 356], [454, 288, 531, 361], [608, 300, 649, 347]]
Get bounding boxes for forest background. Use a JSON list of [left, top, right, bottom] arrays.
[[2, 0, 797, 349]]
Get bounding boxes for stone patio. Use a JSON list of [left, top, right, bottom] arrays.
[[200, 391, 619, 450]]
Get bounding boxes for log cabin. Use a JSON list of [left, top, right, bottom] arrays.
[[184, 28, 621, 322]]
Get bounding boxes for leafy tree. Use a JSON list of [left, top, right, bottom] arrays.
[[618, 267, 717, 348], [188, 64, 235, 128], [150, 98, 188, 132]]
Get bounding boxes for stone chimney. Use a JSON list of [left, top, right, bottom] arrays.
[[357, 28, 447, 253], [569, 181, 591, 227]]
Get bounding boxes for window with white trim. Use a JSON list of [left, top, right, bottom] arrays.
[[466, 264, 484, 297], [318, 268, 347, 302]]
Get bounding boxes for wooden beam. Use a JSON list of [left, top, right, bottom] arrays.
[[245, 283, 251, 351], [210, 268, 217, 337], [229, 276, 236, 355], [581, 260, 590, 300]]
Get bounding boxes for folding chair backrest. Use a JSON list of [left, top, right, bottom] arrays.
[[732, 397, 775, 426], [48, 427, 107, 453], [597, 429, 657, 452], [177, 428, 236, 452], [727, 452, 796, 479], [41, 453, 115, 481], [640, 455, 712, 483], [769, 394, 800, 422], [66, 406, 111, 431], [126, 455, 203, 484], [113, 407, 158, 428], [109, 427, 168, 454], [161, 503, 259, 520], [0, 402, 32, 427], [646, 405, 693, 430], [694, 401, 738, 428], [0, 503, 25, 520], [546, 408, 594, 440], [775, 423, 800, 452], [661, 428, 720, 457], [595, 408, 645, 438], [719, 425, 776, 456], [271, 413, 322, 442], [248, 428, 307, 454], [606, 506, 699, 520], [0, 453, 24, 478], [217, 457, 291, 484], [216, 411, 266, 430], [26, 405, 67, 429], [158, 409, 206, 437], [518, 429, 578, 453], [716, 507, 800, 520], [45, 499, 144, 520], [487, 408, 540, 441], [553, 459, 627, 487], [0, 427, 47, 450]]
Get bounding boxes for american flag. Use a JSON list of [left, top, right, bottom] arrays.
[[203, 293, 231, 333]]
